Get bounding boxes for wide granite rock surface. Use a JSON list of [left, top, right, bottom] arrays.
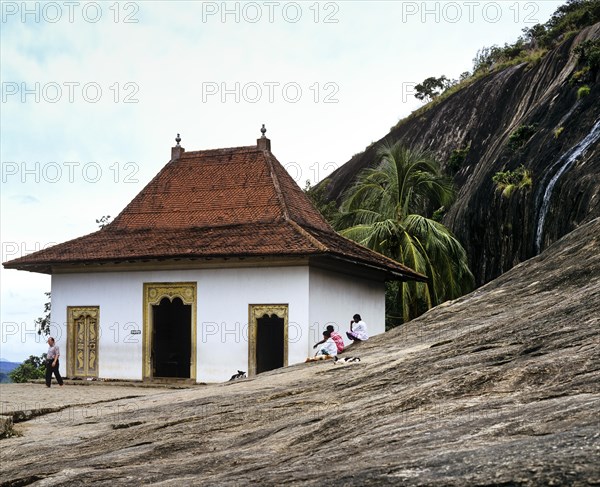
[[1, 219, 599, 486]]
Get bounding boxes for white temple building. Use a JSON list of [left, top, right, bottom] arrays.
[[4, 129, 425, 383]]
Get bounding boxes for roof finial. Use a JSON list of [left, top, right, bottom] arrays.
[[172, 134, 184, 160], [257, 124, 271, 151]]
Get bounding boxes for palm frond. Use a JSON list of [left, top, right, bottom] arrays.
[[337, 140, 474, 324]]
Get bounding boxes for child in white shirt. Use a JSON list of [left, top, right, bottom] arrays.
[[316, 330, 338, 357]]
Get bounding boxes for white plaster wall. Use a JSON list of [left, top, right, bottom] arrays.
[[196, 266, 309, 382], [52, 271, 147, 381], [51, 266, 310, 383], [308, 268, 385, 354]]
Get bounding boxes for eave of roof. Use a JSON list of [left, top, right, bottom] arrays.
[[3, 142, 427, 282]]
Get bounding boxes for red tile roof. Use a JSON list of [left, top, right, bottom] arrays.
[[3, 143, 425, 281]]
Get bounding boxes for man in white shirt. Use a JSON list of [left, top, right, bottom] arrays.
[[346, 314, 369, 342], [45, 337, 64, 387]]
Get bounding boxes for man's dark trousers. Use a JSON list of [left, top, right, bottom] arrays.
[[46, 359, 64, 387]]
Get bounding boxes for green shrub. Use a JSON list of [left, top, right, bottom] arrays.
[[570, 66, 591, 85], [492, 165, 532, 198], [577, 85, 591, 99], [573, 38, 600, 74], [8, 355, 46, 383], [447, 144, 471, 175], [523, 49, 548, 68], [539, 1, 600, 48], [570, 38, 600, 85], [509, 124, 537, 150]]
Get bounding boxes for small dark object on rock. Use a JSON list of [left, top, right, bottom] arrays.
[[229, 370, 246, 381], [334, 356, 361, 364]]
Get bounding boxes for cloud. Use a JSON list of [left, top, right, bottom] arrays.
[[9, 194, 39, 204]]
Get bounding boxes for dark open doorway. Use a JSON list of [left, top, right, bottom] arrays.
[[152, 297, 191, 378], [256, 313, 284, 374]]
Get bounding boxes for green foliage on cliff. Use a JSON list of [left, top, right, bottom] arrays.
[[577, 85, 592, 98], [570, 39, 600, 85], [467, 0, 600, 78], [523, 0, 600, 49], [8, 355, 46, 383], [337, 142, 474, 324], [472, 39, 536, 75], [574, 39, 600, 73], [571, 66, 591, 84], [447, 144, 471, 175], [304, 179, 340, 224], [393, 1, 599, 133], [493, 165, 533, 198], [509, 125, 537, 151], [414, 76, 456, 102]]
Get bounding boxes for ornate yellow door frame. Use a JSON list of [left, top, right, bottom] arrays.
[[248, 304, 288, 377], [143, 282, 197, 381], [67, 306, 99, 378]]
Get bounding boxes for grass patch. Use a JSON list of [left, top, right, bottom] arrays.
[[493, 165, 532, 198], [392, 48, 548, 134], [392, 72, 488, 131], [554, 126, 564, 139], [494, 48, 548, 72], [577, 85, 591, 99]]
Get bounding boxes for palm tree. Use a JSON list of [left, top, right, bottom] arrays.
[[337, 141, 474, 323]]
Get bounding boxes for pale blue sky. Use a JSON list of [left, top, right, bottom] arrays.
[[1, 0, 564, 362]]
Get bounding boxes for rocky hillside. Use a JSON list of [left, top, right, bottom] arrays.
[[321, 23, 600, 286], [1, 218, 598, 486]]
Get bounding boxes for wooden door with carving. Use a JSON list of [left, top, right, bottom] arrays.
[[67, 307, 99, 378]]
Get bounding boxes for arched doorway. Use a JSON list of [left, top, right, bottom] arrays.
[[248, 304, 288, 376], [143, 283, 197, 382], [152, 297, 191, 378]]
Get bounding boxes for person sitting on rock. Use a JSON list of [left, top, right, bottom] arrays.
[[315, 330, 338, 357], [313, 325, 344, 354], [346, 314, 369, 342]]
